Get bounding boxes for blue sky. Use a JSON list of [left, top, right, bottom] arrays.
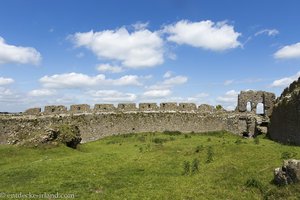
[[0, 0, 300, 112]]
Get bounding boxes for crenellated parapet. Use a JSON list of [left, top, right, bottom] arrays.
[[23, 102, 222, 115]]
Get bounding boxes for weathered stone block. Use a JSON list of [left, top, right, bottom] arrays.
[[178, 103, 197, 111], [70, 104, 90, 113], [198, 104, 215, 112], [44, 105, 67, 114], [117, 103, 137, 111], [139, 103, 158, 111], [160, 102, 178, 111], [94, 104, 115, 112], [24, 107, 41, 115], [274, 159, 300, 186]]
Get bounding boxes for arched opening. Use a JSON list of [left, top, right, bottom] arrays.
[[256, 103, 264, 115], [246, 102, 251, 112]]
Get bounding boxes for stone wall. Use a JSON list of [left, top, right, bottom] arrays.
[[0, 90, 276, 145], [269, 78, 300, 145], [0, 111, 257, 144]]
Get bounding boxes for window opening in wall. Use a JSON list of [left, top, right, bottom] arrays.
[[148, 104, 151, 108], [246, 102, 251, 112], [77, 107, 81, 111], [51, 108, 55, 112], [256, 103, 264, 115]]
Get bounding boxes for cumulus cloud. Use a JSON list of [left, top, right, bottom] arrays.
[[162, 75, 188, 85], [163, 71, 173, 78], [87, 90, 136, 102], [270, 71, 300, 88], [96, 63, 123, 73], [164, 20, 241, 51], [71, 27, 164, 68], [255, 29, 279, 36], [0, 37, 41, 65], [28, 89, 57, 97], [143, 89, 172, 98], [39, 72, 142, 89], [0, 77, 14, 86], [216, 90, 239, 110], [274, 42, 300, 59]]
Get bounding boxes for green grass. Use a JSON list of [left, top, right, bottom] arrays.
[[0, 131, 300, 199]]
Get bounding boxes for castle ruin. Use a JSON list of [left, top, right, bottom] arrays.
[[0, 90, 277, 144]]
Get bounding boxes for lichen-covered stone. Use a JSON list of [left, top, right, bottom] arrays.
[[274, 159, 300, 186]]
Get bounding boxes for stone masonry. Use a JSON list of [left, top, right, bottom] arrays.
[[0, 89, 279, 145], [269, 77, 300, 145], [237, 90, 275, 117]]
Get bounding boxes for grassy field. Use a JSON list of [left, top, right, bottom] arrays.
[[0, 131, 300, 200]]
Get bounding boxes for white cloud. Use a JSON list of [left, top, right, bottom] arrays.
[[162, 75, 188, 85], [0, 77, 14, 86], [71, 27, 164, 68], [217, 90, 239, 102], [87, 90, 136, 102], [0, 87, 13, 96], [39, 72, 142, 89], [143, 89, 172, 98], [270, 71, 300, 87], [255, 29, 279, 36], [164, 20, 241, 51], [0, 37, 41, 65], [163, 71, 173, 78], [28, 89, 56, 97], [132, 22, 149, 30], [224, 80, 234, 86], [96, 63, 123, 73], [274, 43, 300, 59]]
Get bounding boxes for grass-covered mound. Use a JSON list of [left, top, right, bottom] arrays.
[[0, 131, 300, 199]]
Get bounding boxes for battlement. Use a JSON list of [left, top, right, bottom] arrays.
[[23, 102, 221, 115]]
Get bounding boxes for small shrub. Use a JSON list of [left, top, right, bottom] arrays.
[[137, 136, 146, 142], [254, 137, 260, 145], [163, 130, 182, 136], [169, 137, 176, 141], [191, 158, 200, 174], [183, 161, 190, 175], [195, 145, 204, 153], [206, 146, 214, 163], [139, 147, 143, 153], [207, 138, 211, 142], [216, 105, 223, 110], [245, 178, 264, 192], [235, 138, 242, 145], [152, 137, 168, 144], [184, 134, 191, 139], [281, 151, 297, 159]]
